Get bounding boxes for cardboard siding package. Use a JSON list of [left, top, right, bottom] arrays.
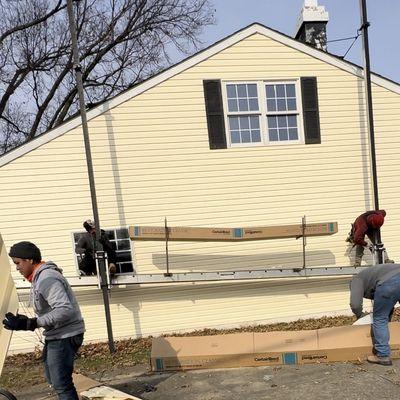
[[129, 222, 338, 241], [151, 323, 400, 371], [0, 234, 19, 374]]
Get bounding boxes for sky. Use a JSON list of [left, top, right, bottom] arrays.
[[197, 0, 399, 83]]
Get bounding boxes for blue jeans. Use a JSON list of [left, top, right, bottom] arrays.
[[43, 334, 83, 400], [373, 274, 400, 357]]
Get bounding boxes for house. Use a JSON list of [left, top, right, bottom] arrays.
[[1, 1, 400, 353]]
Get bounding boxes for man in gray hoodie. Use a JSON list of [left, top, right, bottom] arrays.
[[350, 263, 400, 366], [3, 241, 85, 400]]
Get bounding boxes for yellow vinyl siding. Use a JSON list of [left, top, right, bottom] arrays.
[[1, 32, 399, 352], [9, 277, 354, 353]]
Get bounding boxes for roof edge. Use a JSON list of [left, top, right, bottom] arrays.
[[1, 22, 399, 168]]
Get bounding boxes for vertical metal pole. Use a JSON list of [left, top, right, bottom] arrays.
[[359, 0, 383, 263], [164, 217, 172, 277], [302, 215, 306, 269], [66, 0, 115, 352]]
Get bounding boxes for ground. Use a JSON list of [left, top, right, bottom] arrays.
[[2, 314, 400, 399], [10, 360, 400, 400]]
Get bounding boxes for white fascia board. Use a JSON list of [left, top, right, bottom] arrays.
[[1, 23, 399, 168]]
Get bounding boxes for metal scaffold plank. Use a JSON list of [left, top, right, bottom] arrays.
[[14, 265, 369, 289]]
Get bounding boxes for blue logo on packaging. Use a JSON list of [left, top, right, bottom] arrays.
[[283, 352, 297, 365], [234, 228, 243, 238], [155, 358, 164, 371]]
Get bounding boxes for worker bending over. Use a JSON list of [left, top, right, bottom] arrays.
[[347, 210, 393, 266], [350, 263, 400, 366]]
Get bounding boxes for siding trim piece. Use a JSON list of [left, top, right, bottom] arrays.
[[1, 23, 399, 167]]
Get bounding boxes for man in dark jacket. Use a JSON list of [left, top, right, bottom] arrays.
[[75, 219, 117, 275], [3, 241, 85, 399], [350, 263, 400, 366], [348, 210, 393, 266]]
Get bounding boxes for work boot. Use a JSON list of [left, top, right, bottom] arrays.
[[108, 263, 117, 275], [385, 259, 395, 264], [367, 355, 392, 366], [353, 259, 362, 267]]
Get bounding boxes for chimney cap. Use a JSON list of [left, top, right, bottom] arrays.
[[295, 0, 329, 37]]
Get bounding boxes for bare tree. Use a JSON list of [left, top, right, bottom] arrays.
[[0, 0, 215, 154]]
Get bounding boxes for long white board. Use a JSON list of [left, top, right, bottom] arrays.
[[0, 234, 19, 375]]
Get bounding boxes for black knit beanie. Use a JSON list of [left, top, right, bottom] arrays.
[[9, 241, 41, 262]]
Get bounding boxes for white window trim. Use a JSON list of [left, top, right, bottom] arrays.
[[222, 81, 263, 148], [222, 79, 305, 148], [71, 227, 135, 275]]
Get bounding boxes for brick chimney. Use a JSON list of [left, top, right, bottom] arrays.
[[295, 0, 329, 51]]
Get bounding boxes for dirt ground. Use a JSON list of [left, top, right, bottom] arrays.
[[11, 359, 400, 400]]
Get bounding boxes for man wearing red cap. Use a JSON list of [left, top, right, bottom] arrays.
[[350, 210, 393, 266]]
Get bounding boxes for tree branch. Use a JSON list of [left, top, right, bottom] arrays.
[[0, 0, 66, 44]]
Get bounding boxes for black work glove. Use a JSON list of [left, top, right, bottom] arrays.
[[356, 311, 370, 320], [2, 312, 37, 331]]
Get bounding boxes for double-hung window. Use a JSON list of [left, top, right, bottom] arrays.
[[225, 83, 261, 145], [73, 227, 134, 275], [224, 80, 302, 147]]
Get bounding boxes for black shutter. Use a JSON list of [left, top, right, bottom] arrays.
[[203, 80, 227, 149], [301, 77, 321, 144]]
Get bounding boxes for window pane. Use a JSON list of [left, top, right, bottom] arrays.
[[277, 115, 287, 127], [227, 84, 237, 98], [242, 131, 251, 143], [231, 131, 240, 143], [74, 232, 85, 243], [247, 84, 258, 97], [228, 99, 238, 112], [277, 99, 286, 111], [269, 129, 279, 141], [289, 128, 298, 140], [265, 85, 275, 99], [229, 116, 239, 130], [116, 251, 131, 263], [276, 84, 285, 97], [287, 98, 297, 111], [279, 129, 289, 141], [249, 98, 259, 111], [286, 84, 296, 97], [287, 115, 297, 127], [118, 239, 130, 250], [239, 116, 250, 129], [250, 116, 260, 129], [116, 228, 129, 239], [267, 99, 276, 111], [251, 131, 261, 142], [267, 116, 277, 128], [238, 99, 248, 111], [237, 84, 247, 97], [119, 262, 133, 273]]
